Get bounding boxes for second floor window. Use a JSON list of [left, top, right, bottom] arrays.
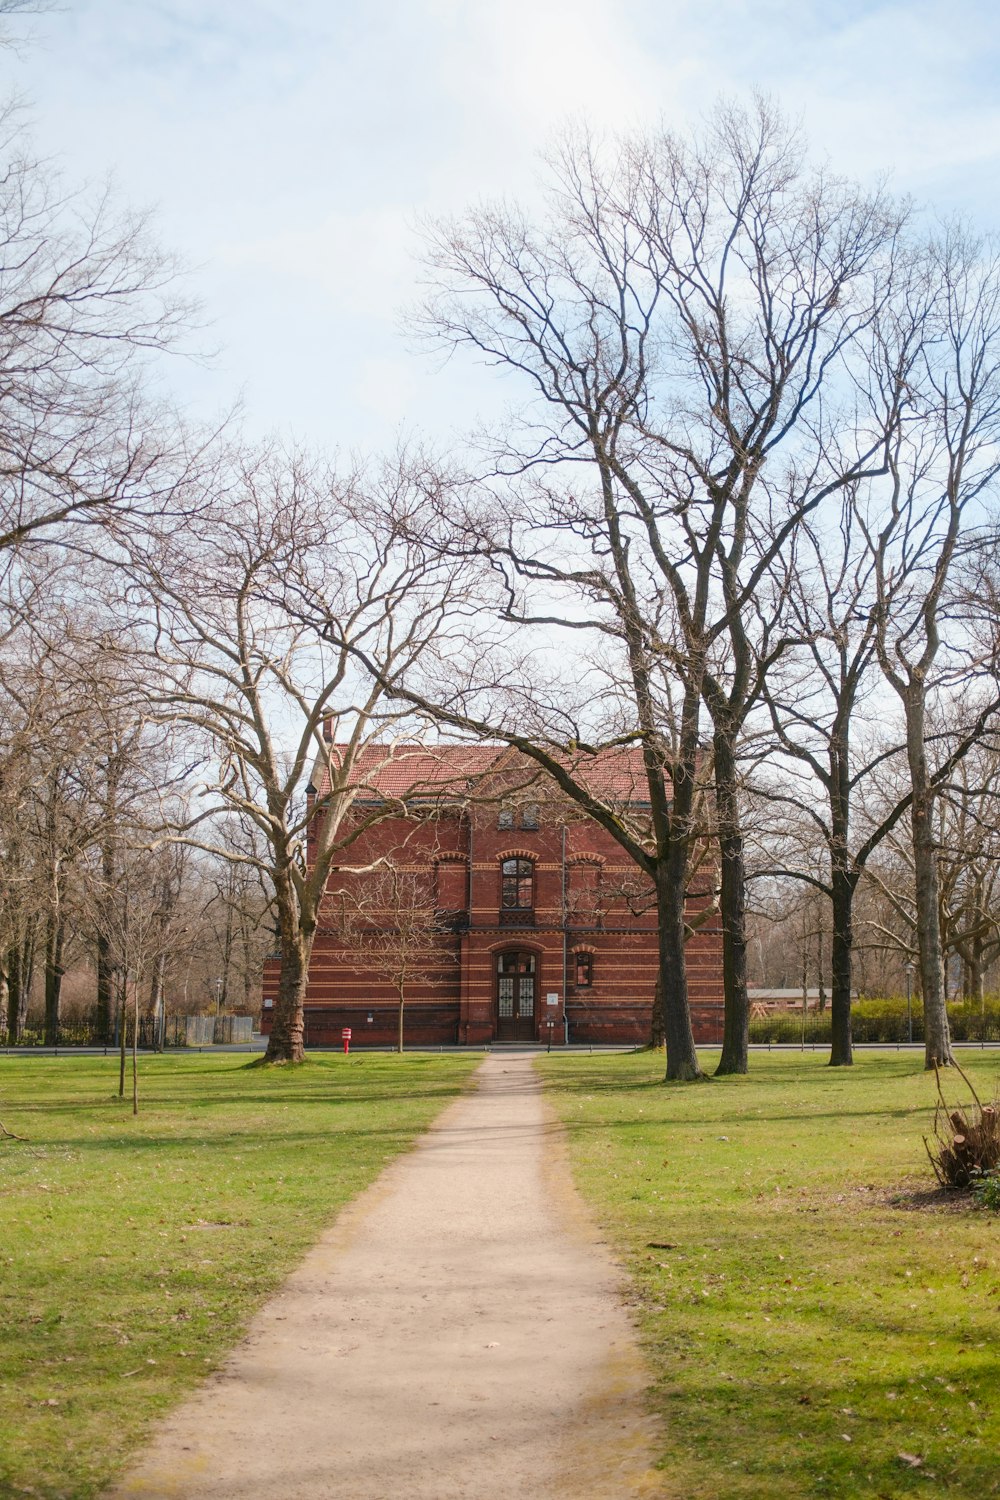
[[501, 857, 534, 911]]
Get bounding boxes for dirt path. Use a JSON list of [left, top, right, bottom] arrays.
[[106, 1055, 661, 1499]]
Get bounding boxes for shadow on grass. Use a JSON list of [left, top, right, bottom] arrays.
[[5, 1121, 444, 1155]]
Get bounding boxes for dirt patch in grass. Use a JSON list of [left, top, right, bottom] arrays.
[[885, 1182, 989, 1213]]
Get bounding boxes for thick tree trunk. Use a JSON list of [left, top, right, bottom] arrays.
[[656, 866, 704, 1081], [264, 929, 313, 1063], [713, 728, 749, 1076], [906, 694, 954, 1068], [829, 870, 855, 1066]]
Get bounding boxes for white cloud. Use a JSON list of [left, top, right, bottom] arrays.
[[5, 0, 1000, 451]]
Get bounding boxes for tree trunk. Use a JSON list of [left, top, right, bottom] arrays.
[[43, 895, 65, 1048], [132, 980, 139, 1116], [6, 945, 24, 1043], [817, 928, 827, 1012], [95, 781, 118, 1042], [828, 868, 855, 1067], [656, 865, 704, 1081], [397, 983, 405, 1055], [264, 928, 313, 1063], [220, 901, 233, 1012], [96, 932, 113, 1044], [968, 936, 984, 1008], [713, 728, 749, 1076], [650, 972, 665, 1048], [119, 972, 128, 1097], [906, 694, 954, 1068], [5, 928, 36, 1043], [149, 950, 167, 1051], [828, 724, 856, 1067]]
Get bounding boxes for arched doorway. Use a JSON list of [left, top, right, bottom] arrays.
[[495, 950, 536, 1041]]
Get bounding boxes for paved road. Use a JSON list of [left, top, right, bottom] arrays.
[[105, 1055, 660, 1499]]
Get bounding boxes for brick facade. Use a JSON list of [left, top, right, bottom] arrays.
[[261, 746, 724, 1047]]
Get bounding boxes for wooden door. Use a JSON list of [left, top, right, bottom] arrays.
[[495, 951, 536, 1041]]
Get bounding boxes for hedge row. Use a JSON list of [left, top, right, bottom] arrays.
[[748, 997, 1000, 1045]]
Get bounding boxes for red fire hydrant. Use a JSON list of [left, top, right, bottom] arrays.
[[342, 1027, 352, 1055]]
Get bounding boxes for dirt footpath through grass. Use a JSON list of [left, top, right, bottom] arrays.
[[105, 1054, 660, 1500]]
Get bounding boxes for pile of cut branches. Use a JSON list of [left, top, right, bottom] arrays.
[[924, 1062, 1000, 1189]]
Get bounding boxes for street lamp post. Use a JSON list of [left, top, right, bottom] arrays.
[[905, 962, 914, 1045]]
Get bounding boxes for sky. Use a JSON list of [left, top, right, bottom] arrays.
[[7, 0, 1000, 455]]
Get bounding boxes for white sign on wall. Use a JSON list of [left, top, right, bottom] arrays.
[[546, 993, 559, 1006]]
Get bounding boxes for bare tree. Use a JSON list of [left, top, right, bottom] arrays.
[[127, 450, 475, 1064], [381, 100, 911, 1079], [758, 514, 926, 1064], [864, 229, 1000, 1067], [82, 843, 183, 1111], [333, 861, 454, 1054], [860, 739, 1000, 1008], [199, 832, 274, 1016], [0, 108, 198, 582], [939, 750, 1000, 1005]]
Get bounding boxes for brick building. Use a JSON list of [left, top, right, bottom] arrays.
[[261, 743, 724, 1048]]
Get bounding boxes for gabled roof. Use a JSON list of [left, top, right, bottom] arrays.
[[313, 740, 652, 807]]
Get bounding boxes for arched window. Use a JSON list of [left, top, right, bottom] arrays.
[[500, 857, 534, 922]]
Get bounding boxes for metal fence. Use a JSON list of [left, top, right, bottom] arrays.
[[1, 1013, 255, 1049]]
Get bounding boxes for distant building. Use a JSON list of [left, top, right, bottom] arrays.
[[748, 988, 848, 1014], [262, 742, 724, 1047]]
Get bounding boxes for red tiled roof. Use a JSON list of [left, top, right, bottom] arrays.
[[314, 742, 501, 800], [314, 741, 652, 805], [561, 745, 651, 803]]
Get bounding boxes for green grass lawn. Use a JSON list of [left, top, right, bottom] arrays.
[[537, 1049, 1000, 1500], [0, 1050, 480, 1500]]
